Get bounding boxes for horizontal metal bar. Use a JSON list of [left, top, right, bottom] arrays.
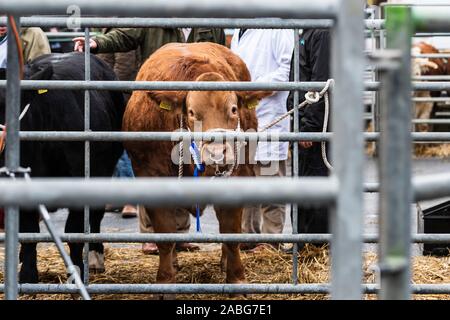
[[413, 76, 450, 81], [1, 80, 449, 92], [0, 16, 386, 30], [2, 233, 449, 244], [0, 0, 339, 19], [413, 82, 450, 91], [415, 33, 450, 37], [0, 16, 338, 29], [0, 174, 448, 207], [0, 172, 448, 207], [1, 283, 449, 295], [0, 283, 334, 295], [45, 32, 98, 38], [412, 53, 450, 59], [0, 177, 338, 208], [0, 80, 331, 92], [414, 172, 450, 201], [413, 97, 450, 103], [412, 119, 450, 124], [413, 6, 450, 32], [17, 131, 450, 143]]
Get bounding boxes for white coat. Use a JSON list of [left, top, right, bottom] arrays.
[[231, 29, 294, 161]]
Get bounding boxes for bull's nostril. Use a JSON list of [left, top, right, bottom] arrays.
[[209, 153, 225, 163]]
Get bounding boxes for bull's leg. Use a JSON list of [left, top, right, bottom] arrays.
[[146, 207, 177, 299], [65, 208, 85, 280], [414, 93, 434, 133], [215, 206, 246, 284], [19, 209, 40, 283], [88, 209, 105, 273]]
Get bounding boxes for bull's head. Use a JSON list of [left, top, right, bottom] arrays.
[[148, 71, 271, 176]]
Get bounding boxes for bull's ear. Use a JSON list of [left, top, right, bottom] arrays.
[[147, 90, 187, 111], [236, 90, 273, 110]]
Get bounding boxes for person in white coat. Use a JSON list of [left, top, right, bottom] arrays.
[[230, 28, 294, 251]]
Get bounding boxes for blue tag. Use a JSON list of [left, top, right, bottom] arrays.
[[300, 39, 305, 46]]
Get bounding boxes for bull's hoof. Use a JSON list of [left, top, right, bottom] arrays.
[[19, 267, 39, 284], [89, 251, 105, 273]]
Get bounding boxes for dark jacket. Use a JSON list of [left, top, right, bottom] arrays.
[[287, 29, 330, 134], [287, 29, 331, 235], [93, 27, 226, 67]]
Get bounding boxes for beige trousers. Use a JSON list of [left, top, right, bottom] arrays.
[[242, 160, 287, 234], [138, 206, 191, 233]]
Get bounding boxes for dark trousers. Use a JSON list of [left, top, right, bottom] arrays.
[[293, 143, 329, 235]]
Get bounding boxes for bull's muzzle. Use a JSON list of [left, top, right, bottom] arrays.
[[201, 142, 234, 167]]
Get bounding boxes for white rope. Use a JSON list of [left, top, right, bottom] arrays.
[[178, 114, 184, 179], [260, 79, 334, 171], [321, 89, 333, 171], [19, 103, 31, 121]]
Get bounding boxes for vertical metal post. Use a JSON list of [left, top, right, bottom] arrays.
[[83, 27, 91, 285], [378, 5, 412, 300], [373, 7, 383, 157], [4, 15, 21, 300], [330, 0, 365, 299], [292, 28, 300, 285]]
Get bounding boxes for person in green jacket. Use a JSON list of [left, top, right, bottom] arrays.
[[73, 27, 225, 68], [73, 27, 226, 255]]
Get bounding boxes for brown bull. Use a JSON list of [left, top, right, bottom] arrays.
[[412, 42, 450, 132], [122, 42, 270, 291]]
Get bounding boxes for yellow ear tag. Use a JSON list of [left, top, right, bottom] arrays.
[[246, 99, 259, 110], [159, 101, 172, 111], [38, 89, 48, 95]]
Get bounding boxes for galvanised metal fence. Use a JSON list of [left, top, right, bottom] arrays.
[[1, 0, 450, 300]]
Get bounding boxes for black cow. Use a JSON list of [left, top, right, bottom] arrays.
[[0, 52, 125, 283]]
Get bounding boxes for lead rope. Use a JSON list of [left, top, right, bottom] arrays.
[[259, 79, 334, 171], [0, 103, 32, 157], [178, 114, 184, 179], [0, 125, 6, 154]]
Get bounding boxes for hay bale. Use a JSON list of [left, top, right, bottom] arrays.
[[0, 244, 449, 300]]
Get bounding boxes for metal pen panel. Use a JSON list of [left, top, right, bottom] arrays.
[[3, 233, 450, 245], [0, 177, 338, 208], [292, 28, 300, 285], [4, 15, 21, 301], [2, 79, 450, 92], [83, 27, 91, 286], [330, 0, 365, 300], [1, 17, 337, 29], [16, 131, 450, 143], [378, 6, 413, 300], [0, 0, 339, 19], [0, 16, 383, 30], [2, 283, 450, 295]]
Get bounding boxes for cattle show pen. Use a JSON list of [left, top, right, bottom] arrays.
[[1, 0, 450, 301]]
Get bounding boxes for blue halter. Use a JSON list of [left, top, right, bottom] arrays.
[[189, 141, 204, 232]]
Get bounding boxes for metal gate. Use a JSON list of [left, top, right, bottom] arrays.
[[1, 0, 450, 300]]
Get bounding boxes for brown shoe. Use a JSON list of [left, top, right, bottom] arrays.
[[176, 242, 200, 252], [121, 204, 137, 218], [142, 242, 159, 255]]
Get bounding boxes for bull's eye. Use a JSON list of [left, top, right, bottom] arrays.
[[231, 106, 238, 115]]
